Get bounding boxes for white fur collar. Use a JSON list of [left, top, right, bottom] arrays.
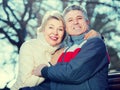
[[37, 32, 59, 54]]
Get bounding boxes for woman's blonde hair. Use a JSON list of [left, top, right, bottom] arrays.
[[37, 11, 65, 34]]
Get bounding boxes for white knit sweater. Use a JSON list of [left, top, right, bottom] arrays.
[[10, 33, 59, 90]]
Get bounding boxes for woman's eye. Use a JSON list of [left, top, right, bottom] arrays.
[[59, 28, 63, 31], [49, 26, 53, 29]]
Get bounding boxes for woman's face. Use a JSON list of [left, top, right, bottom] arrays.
[[43, 18, 65, 46]]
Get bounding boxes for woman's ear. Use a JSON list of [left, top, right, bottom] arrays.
[[42, 30, 45, 33]]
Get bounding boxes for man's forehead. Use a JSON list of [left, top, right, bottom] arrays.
[[64, 10, 83, 20]]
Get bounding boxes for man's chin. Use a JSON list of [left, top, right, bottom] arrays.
[[70, 33, 82, 36]]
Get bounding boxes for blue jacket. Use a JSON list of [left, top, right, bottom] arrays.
[[42, 37, 109, 90]]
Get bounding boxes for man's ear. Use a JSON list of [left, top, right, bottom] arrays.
[[86, 20, 90, 25]]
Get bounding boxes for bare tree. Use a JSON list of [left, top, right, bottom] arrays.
[[0, 0, 43, 51]]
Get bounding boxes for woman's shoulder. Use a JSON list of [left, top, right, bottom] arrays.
[[20, 39, 39, 49], [22, 38, 39, 45]]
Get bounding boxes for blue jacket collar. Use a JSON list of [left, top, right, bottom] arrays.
[[62, 30, 89, 47]]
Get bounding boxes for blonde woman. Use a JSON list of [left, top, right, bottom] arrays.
[[10, 11, 66, 90]]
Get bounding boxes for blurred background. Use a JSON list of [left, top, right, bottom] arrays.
[[0, 0, 120, 89]]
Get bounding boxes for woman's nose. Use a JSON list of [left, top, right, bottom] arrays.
[[53, 29, 58, 35]]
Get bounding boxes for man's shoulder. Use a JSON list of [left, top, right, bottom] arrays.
[[87, 37, 104, 43], [82, 37, 105, 49]]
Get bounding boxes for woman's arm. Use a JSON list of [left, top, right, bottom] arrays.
[[84, 29, 102, 40], [16, 42, 43, 87]]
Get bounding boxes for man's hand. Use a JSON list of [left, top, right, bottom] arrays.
[[32, 64, 47, 77], [84, 29, 100, 39]]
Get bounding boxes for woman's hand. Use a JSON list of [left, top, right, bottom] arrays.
[[32, 64, 47, 77], [84, 29, 100, 39]]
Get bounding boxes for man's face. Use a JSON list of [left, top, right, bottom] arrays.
[[65, 10, 89, 36]]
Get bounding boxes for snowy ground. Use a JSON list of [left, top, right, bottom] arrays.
[[0, 63, 18, 89]]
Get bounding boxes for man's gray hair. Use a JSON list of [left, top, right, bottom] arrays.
[[63, 4, 88, 21]]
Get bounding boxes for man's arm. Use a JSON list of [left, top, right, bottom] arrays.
[[41, 38, 109, 84]]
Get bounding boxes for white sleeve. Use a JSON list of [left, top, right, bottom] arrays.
[[13, 42, 44, 89]]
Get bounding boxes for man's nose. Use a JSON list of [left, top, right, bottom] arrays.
[[74, 19, 78, 24]]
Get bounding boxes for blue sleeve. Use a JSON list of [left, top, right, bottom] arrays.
[[42, 38, 109, 84]]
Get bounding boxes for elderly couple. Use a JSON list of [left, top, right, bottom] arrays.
[[11, 4, 109, 90]]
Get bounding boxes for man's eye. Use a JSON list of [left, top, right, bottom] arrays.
[[78, 17, 82, 20], [78, 18, 82, 19], [68, 19, 72, 22]]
